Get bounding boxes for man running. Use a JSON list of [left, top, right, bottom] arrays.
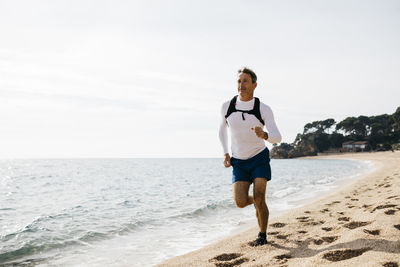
[[219, 67, 282, 246]]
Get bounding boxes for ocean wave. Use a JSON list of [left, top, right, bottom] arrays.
[[0, 208, 15, 211], [0, 240, 79, 264], [314, 176, 334, 184], [24, 213, 71, 226], [117, 200, 137, 208], [1, 223, 51, 243], [0, 256, 49, 267], [1, 227, 40, 243], [1, 216, 150, 261], [1, 213, 72, 244], [0, 229, 117, 264], [78, 231, 109, 243], [168, 199, 235, 220], [111, 200, 236, 236]]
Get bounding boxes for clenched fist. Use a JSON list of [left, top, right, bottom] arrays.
[[223, 153, 231, 168], [251, 126, 268, 140]]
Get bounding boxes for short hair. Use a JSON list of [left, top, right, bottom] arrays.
[[238, 67, 257, 83]]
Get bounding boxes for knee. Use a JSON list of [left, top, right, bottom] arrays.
[[253, 194, 265, 207], [234, 198, 248, 208]]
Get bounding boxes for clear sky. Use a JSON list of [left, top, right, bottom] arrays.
[[0, 0, 399, 158]]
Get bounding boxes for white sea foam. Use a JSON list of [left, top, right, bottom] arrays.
[[272, 187, 299, 198]]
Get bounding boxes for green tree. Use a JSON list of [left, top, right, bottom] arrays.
[[314, 133, 330, 152], [321, 119, 336, 133], [393, 107, 400, 131], [355, 116, 370, 137], [303, 119, 336, 134], [336, 117, 357, 135], [328, 132, 346, 148], [368, 114, 395, 149], [336, 116, 370, 138]]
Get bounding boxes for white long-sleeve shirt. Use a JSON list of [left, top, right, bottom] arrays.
[[219, 97, 282, 160]]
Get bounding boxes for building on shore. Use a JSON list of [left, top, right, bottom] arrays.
[[342, 141, 369, 152]]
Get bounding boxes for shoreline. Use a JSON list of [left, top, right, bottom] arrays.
[[157, 151, 400, 267], [214, 157, 375, 240], [283, 156, 376, 211]]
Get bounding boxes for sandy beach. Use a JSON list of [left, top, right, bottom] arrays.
[[157, 151, 400, 267]]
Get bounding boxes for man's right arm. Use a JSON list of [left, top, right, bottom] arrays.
[[219, 103, 231, 167]]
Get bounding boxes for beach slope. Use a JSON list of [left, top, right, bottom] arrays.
[[157, 151, 400, 267]]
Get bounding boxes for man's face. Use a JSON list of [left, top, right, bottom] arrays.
[[237, 72, 257, 99]]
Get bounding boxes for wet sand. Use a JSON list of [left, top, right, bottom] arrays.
[[156, 151, 400, 267]]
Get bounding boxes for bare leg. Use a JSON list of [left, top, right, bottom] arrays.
[[233, 181, 253, 208], [255, 206, 261, 229], [253, 178, 269, 233]]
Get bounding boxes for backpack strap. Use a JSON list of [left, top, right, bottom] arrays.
[[224, 96, 265, 125], [252, 97, 265, 125], [224, 95, 238, 122]]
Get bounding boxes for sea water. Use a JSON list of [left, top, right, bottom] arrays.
[[0, 158, 374, 266]]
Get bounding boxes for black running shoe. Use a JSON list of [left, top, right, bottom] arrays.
[[249, 232, 267, 247]]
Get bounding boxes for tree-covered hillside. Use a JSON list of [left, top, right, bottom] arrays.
[[271, 107, 400, 158]]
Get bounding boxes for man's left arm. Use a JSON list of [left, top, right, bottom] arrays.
[[261, 104, 282, 144]]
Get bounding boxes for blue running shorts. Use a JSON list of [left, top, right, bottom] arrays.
[[230, 148, 271, 184]]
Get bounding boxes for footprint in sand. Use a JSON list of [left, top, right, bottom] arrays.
[[296, 216, 311, 223], [363, 229, 380, 235], [212, 253, 242, 261], [276, 234, 289, 240], [268, 231, 279, 235], [326, 201, 341, 206], [322, 227, 333, 232], [394, 225, 400, 231], [271, 222, 286, 228], [298, 230, 307, 234], [337, 211, 345, 215], [385, 209, 396, 215], [338, 217, 350, 222], [303, 220, 324, 226], [313, 239, 324, 245], [343, 221, 371, 229], [274, 253, 292, 263], [304, 211, 311, 214], [313, 236, 339, 245], [371, 204, 397, 213], [215, 258, 249, 267], [383, 261, 399, 267], [210, 253, 249, 267], [351, 198, 359, 201], [275, 254, 292, 259], [296, 216, 309, 220], [320, 208, 330, 213], [322, 247, 371, 262], [322, 236, 339, 243]]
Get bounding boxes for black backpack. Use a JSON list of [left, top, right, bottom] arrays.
[[225, 95, 265, 125]]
